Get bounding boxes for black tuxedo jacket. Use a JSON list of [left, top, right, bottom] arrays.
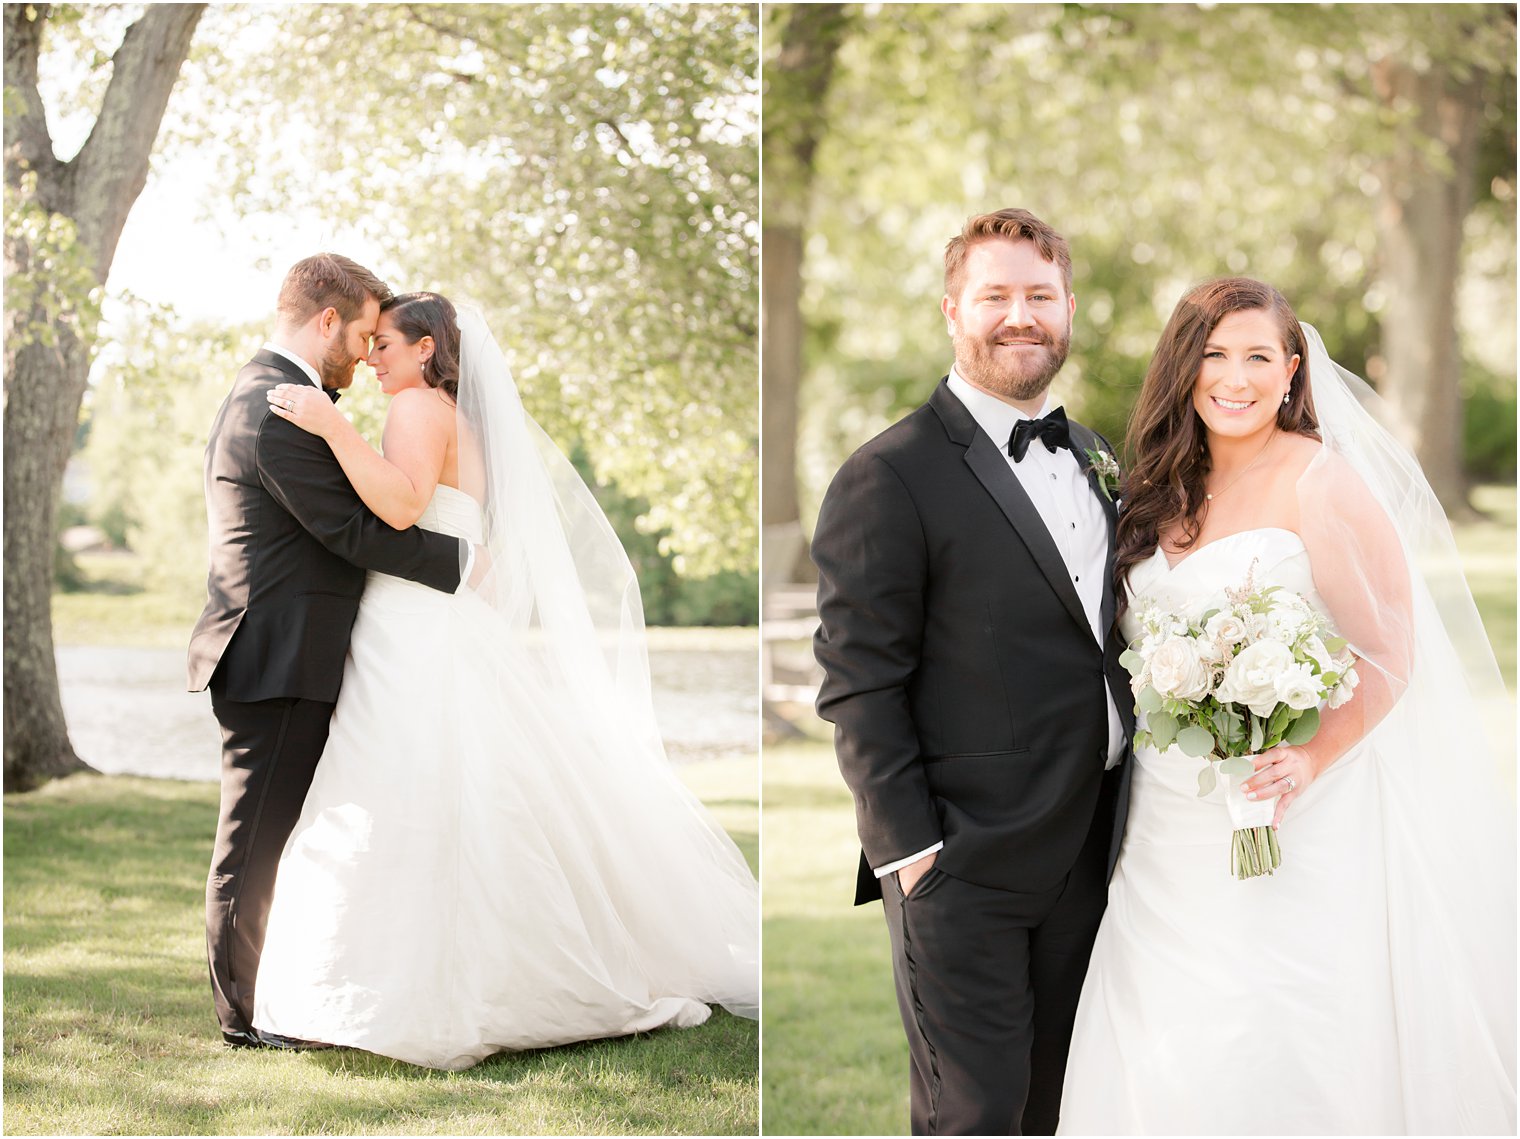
[[813, 378, 1135, 904], [187, 350, 463, 702]]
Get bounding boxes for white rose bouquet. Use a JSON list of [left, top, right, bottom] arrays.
[[1122, 563, 1360, 879]]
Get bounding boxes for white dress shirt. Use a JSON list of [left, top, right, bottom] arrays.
[[262, 341, 322, 388], [875, 369, 1126, 878], [259, 340, 475, 589]]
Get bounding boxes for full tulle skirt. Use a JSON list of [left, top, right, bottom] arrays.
[[253, 567, 757, 1070]]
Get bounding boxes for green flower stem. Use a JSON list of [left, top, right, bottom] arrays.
[[1231, 825, 1281, 880]]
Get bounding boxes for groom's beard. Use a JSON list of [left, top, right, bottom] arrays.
[[319, 335, 359, 390], [953, 319, 1071, 403]]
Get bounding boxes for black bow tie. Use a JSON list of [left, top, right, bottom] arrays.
[[1008, 406, 1070, 462], [326, 388, 341, 403]]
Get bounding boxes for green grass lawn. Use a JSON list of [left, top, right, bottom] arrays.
[[4, 765, 758, 1136], [761, 484, 1517, 1136], [761, 739, 907, 1137]]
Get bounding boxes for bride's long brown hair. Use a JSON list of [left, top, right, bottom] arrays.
[[1115, 278, 1320, 602]]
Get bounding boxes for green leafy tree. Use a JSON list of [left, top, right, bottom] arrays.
[[187, 2, 759, 577], [5, 2, 205, 791], [765, 4, 1515, 539]]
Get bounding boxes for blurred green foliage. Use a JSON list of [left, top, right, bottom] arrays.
[[772, 3, 1516, 528], [3, 171, 103, 352], [42, 3, 759, 624], [174, 2, 758, 578], [76, 308, 255, 599]]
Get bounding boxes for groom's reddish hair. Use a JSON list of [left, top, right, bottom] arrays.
[[277, 253, 393, 326], [943, 208, 1072, 298]]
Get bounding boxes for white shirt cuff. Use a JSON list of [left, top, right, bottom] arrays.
[[456, 544, 475, 594], [874, 841, 944, 878]]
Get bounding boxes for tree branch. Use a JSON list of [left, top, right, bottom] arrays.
[[70, 3, 205, 280], [401, 3, 472, 45], [597, 117, 636, 161], [3, 3, 63, 193]]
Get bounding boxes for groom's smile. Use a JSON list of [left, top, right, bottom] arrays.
[[942, 237, 1074, 411]]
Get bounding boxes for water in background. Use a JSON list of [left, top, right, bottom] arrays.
[[58, 639, 759, 781]]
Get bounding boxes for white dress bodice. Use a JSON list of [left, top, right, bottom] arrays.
[[1060, 526, 1402, 1134]]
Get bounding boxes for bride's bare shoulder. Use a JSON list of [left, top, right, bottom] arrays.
[[1281, 431, 1323, 464], [387, 385, 457, 428], [1266, 432, 1326, 482]]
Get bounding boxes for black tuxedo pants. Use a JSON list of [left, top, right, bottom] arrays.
[[205, 684, 334, 1037], [881, 767, 1119, 1136]]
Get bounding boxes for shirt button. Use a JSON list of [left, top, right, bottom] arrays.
[[1050, 473, 1058, 480], [1070, 522, 1076, 529], [1075, 575, 1081, 582]]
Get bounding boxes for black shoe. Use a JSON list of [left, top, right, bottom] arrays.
[[222, 1028, 267, 1049], [256, 1030, 335, 1051]]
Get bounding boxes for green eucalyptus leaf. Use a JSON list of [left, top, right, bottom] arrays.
[[1267, 704, 1291, 738], [1196, 764, 1218, 798], [1249, 716, 1264, 753], [1149, 711, 1179, 748], [1176, 725, 1217, 758], [1285, 706, 1321, 745], [1136, 686, 1163, 714], [1218, 755, 1254, 778], [1119, 648, 1145, 675]]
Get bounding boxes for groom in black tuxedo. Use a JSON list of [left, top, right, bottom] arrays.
[[813, 209, 1134, 1135], [187, 254, 468, 1048]]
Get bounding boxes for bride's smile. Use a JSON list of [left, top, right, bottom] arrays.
[[1191, 308, 1298, 446]]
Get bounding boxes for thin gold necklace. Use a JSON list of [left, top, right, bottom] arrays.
[[1205, 430, 1277, 502]]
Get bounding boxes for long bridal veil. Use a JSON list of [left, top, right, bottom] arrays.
[[1297, 324, 1514, 1133], [452, 306, 759, 1019]]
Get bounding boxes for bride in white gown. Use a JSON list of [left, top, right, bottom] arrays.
[[249, 292, 758, 1070], [1059, 279, 1514, 1134]]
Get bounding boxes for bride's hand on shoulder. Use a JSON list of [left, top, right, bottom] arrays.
[[1243, 744, 1319, 829], [268, 382, 343, 439]]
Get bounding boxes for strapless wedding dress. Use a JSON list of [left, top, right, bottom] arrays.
[[1059, 529, 1402, 1134], [253, 485, 757, 1070]]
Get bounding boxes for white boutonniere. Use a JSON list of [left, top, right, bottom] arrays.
[[1084, 447, 1122, 502]]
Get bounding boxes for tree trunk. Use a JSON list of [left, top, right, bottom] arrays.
[[1371, 56, 1484, 515], [3, 3, 205, 793], [761, 3, 847, 584], [761, 222, 805, 584]]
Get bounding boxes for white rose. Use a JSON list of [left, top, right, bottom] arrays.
[[1216, 639, 1296, 717], [1267, 607, 1308, 644], [1274, 589, 1313, 612], [1204, 610, 1248, 647], [1273, 662, 1322, 711], [1147, 635, 1214, 702], [1327, 665, 1361, 709]]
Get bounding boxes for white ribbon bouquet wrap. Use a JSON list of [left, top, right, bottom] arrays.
[[1123, 563, 1360, 879]]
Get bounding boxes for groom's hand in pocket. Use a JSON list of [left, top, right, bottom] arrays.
[[897, 850, 938, 897]]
